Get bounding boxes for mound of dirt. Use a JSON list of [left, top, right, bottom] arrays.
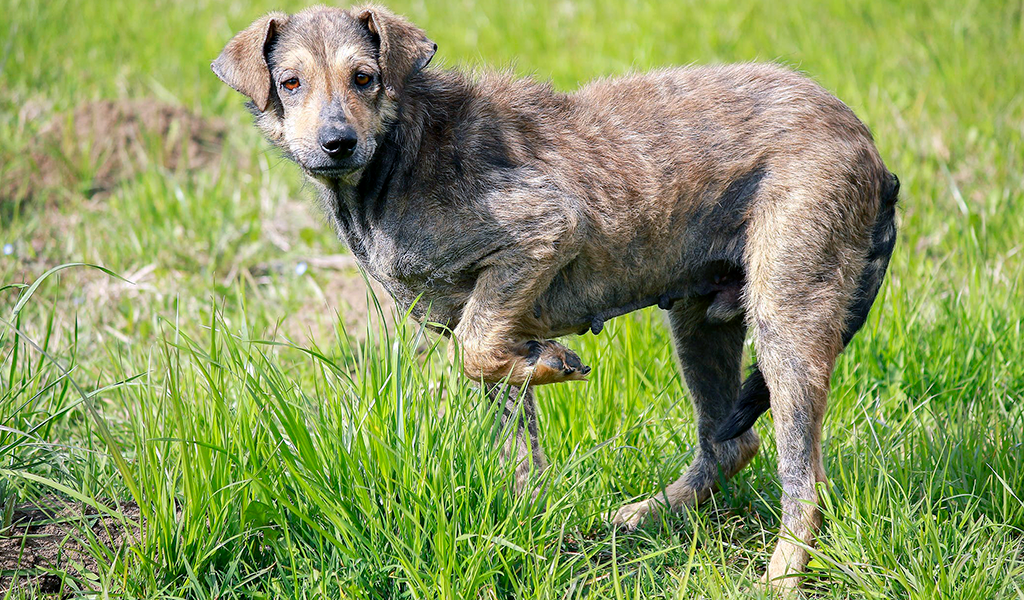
[[0, 495, 140, 595], [1, 98, 229, 203]]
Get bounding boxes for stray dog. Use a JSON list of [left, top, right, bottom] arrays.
[[214, 4, 899, 590]]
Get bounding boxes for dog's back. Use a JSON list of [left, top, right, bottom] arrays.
[[525, 64, 894, 339]]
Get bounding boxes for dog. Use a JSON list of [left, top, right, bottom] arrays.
[[213, 4, 899, 590]]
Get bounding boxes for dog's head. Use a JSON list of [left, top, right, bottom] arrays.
[[213, 4, 436, 180]]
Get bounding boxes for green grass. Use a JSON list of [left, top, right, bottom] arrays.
[[2, 0, 1024, 597]]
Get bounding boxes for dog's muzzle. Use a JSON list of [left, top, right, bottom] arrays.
[[318, 124, 358, 160]]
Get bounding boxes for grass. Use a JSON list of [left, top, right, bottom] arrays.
[[1, 0, 1023, 597]]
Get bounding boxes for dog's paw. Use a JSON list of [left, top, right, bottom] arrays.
[[609, 499, 653, 530], [758, 571, 804, 598], [516, 340, 590, 384], [759, 545, 807, 597]]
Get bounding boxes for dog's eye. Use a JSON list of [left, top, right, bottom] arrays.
[[281, 78, 300, 91], [354, 72, 372, 87]]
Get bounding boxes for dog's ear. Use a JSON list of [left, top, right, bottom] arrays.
[[356, 5, 436, 100], [212, 13, 288, 112]]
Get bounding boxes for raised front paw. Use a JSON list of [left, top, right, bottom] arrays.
[[515, 340, 591, 385]]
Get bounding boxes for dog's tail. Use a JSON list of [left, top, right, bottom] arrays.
[[715, 172, 900, 443]]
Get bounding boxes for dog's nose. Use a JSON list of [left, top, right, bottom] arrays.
[[318, 125, 358, 159]]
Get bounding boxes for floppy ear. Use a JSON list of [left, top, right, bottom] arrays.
[[212, 12, 288, 112], [356, 5, 437, 100]]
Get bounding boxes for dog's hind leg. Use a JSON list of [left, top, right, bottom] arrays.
[[742, 186, 873, 592], [748, 295, 846, 592], [488, 384, 548, 497], [611, 300, 760, 528]]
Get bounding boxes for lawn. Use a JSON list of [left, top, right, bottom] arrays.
[[1, 0, 1023, 597]]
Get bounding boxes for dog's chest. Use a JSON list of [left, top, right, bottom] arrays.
[[320, 186, 461, 324], [348, 218, 476, 329]]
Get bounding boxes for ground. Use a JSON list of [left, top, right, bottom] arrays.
[[1, 0, 1023, 598]]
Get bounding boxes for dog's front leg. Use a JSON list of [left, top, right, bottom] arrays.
[[488, 383, 547, 497], [451, 255, 589, 386]]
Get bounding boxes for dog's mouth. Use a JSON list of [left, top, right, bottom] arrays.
[[304, 165, 365, 184], [307, 166, 358, 178]]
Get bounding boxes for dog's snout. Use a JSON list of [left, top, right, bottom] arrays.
[[318, 125, 358, 159]]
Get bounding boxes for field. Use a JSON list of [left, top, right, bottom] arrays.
[[2, 0, 1023, 597]]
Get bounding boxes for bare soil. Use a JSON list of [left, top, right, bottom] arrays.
[[0, 495, 140, 596], [2, 98, 228, 203]]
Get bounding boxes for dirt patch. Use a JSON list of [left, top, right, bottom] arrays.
[[311, 262, 399, 340], [2, 98, 229, 203], [0, 495, 140, 596], [250, 254, 399, 343]]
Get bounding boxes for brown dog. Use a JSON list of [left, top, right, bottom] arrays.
[[214, 4, 898, 590]]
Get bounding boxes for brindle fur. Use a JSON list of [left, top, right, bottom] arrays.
[[214, 4, 899, 591]]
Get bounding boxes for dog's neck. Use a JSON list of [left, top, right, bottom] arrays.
[[358, 69, 466, 197]]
